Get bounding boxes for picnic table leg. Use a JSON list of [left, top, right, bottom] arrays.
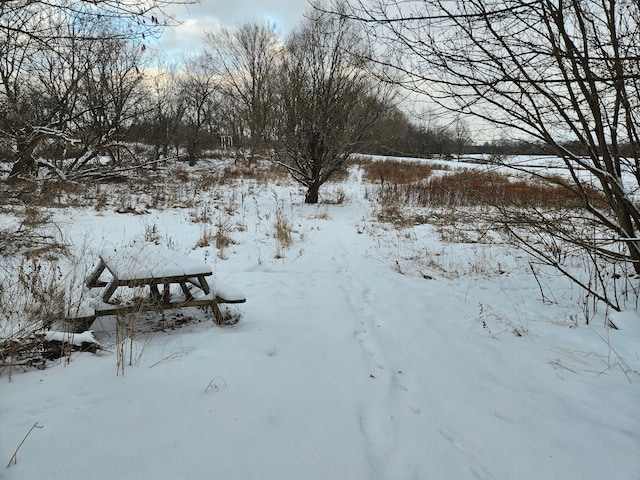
[[163, 282, 170, 304], [211, 301, 224, 325], [179, 281, 193, 301], [102, 278, 119, 303], [86, 260, 106, 287], [72, 314, 97, 333], [150, 283, 161, 302], [198, 276, 210, 295]]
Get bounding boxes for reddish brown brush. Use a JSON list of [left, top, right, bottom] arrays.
[[360, 159, 434, 185], [372, 167, 604, 209]]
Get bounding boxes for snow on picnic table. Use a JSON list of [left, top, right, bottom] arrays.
[[1, 173, 639, 480], [98, 244, 213, 281]]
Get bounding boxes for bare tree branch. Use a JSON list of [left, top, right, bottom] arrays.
[[329, 0, 640, 287]]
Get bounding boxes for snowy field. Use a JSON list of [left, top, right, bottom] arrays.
[[1, 160, 639, 479], [359, 153, 640, 201]]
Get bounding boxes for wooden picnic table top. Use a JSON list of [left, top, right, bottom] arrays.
[[86, 244, 245, 305], [98, 245, 213, 282]]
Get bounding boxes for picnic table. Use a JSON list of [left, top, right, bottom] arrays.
[[68, 245, 246, 332]]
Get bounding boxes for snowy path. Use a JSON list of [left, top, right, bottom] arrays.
[[2, 186, 639, 480], [307, 209, 431, 477], [297, 205, 495, 479], [237, 196, 637, 479]]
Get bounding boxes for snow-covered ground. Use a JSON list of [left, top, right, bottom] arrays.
[[2, 162, 639, 479]]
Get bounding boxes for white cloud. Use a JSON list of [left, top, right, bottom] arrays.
[[154, 0, 309, 57]]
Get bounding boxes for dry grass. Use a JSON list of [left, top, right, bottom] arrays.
[[189, 204, 213, 223], [355, 157, 604, 211], [321, 187, 349, 204], [0, 254, 70, 374], [220, 158, 289, 184], [273, 204, 294, 259], [1, 179, 88, 208], [371, 169, 604, 210], [359, 158, 434, 184]]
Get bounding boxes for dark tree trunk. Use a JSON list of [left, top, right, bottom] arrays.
[[9, 154, 37, 178], [305, 183, 320, 204], [188, 136, 199, 166], [9, 137, 40, 177], [617, 210, 640, 274]]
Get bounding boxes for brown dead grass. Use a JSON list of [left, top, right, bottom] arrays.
[[220, 158, 288, 184], [359, 159, 434, 184], [432, 171, 602, 208], [372, 168, 604, 210]]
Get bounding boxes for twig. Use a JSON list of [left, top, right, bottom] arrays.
[[529, 261, 553, 304], [7, 422, 43, 468], [204, 376, 227, 393], [148, 346, 195, 368]]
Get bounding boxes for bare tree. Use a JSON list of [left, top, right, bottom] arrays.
[[332, 0, 640, 305], [204, 22, 281, 159], [1, 17, 89, 177], [179, 55, 220, 165], [2, 29, 145, 177], [72, 37, 144, 169], [274, 8, 396, 203], [450, 119, 471, 160], [1, 0, 189, 177], [0, 0, 185, 46], [139, 62, 186, 162]]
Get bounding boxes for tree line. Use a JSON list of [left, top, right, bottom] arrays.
[[0, 1, 474, 203]]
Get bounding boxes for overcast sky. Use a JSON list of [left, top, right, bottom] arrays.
[[156, 0, 312, 58]]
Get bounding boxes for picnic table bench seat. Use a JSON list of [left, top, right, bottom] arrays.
[[66, 246, 246, 332]]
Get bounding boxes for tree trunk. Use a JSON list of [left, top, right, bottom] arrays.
[[617, 210, 640, 274], [305, 183, 320, 204], [188, 136, 199, 166], [9, 153, 37, 178]]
